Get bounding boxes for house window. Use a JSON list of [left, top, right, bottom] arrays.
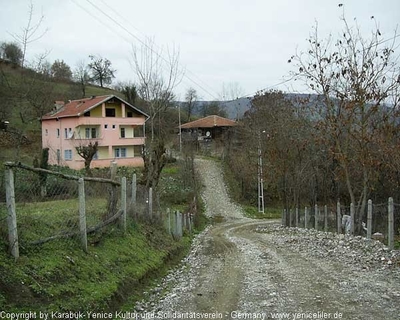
[[56, 128, 60, 138], [114, 148, 126, 158], [65, 128, 72, 139], [127, 111, 133, 118], [64, 149, 72, 161], [104, 124, 108, 129], [64, 128, 68, 138], [120, 127, 125, 138], [112, 124, 116, 129], [105, 108, 116, 117], [85, 127, 97, 138]]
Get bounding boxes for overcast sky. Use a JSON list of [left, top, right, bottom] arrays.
[[0, 0, 399, 100]]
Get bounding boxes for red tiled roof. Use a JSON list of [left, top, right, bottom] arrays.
[[42, 95, 149, 120], [180, 115, 237, 129]]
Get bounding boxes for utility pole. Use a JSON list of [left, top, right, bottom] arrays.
[[176, 105, 182, 153], [257, 130, 265, 214]]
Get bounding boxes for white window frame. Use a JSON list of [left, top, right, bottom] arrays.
[[64, 149, 72, 161], [114, 147, 127, 158]]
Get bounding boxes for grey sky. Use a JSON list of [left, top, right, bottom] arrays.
[[0, 0, 399, 100]]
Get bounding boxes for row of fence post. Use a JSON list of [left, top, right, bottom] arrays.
[[4, 163, 128, 260], [166, 208, 192, 239], [282, 198, 396, 250], [4, 164, 193, 260]]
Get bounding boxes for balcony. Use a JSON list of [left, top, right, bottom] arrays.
[[96, 137, 145, 147]]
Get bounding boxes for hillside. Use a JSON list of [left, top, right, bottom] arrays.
[[0, 60, 124, 164]]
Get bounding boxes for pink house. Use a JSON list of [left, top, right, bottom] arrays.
[[41, 95, 149, 170]]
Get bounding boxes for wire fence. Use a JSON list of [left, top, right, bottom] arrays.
[[1, 161, 195, 260], [283, 199, 399, 249]]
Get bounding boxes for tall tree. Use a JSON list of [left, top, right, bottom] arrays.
[[0, 42, 23, 66], [131, 38, 183, 188], [9, 1, 48, 68], [51, 59, 72, 80], [289, 12, 400, 230], [114, 81, 138, 105], [88, 55, 116, 88], [184, 87, 198, 121], [74, 60, 91, 98]]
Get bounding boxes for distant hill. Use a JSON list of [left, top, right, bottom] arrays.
[[178, 94, 321, 120]]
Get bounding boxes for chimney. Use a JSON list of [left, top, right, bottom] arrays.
[[53, 101, 65, 113]]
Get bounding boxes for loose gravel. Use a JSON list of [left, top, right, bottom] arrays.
[[132, 159, 400, 320]]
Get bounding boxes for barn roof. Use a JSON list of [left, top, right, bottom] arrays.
[[180, 115, 237, 129]]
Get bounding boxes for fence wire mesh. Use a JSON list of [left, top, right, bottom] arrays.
[[11, 166, 80, 246]]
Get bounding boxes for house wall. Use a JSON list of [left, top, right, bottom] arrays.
[[42, 106, 147, 169]]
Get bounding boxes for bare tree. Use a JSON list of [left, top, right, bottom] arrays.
[[130, 38, 183, 188], [74, 60, 91, 98], [131, 38, 183, 141], [9, 0, 48, 68], [289, 11, 400, 230], [75, 142, 99, 176], [221, 82, 245, 120], [184, 87, 198, 121], [88, 55, 116, 88]]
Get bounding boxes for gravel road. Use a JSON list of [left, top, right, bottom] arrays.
[[134, 159, 400, 320]]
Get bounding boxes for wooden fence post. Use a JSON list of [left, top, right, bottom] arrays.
[[337, 201, 341, 234], [120, 177, 127, 232], [167, 208, 171, 235], [350, 203, 355, 235], [78, 178, 88, 253], [315, 204, 318, 230], [188, 214, 192, 233], [282, 209, 286, 226], [107, 161, 118, 216], [324, 205, 328, 232], [295, 207, 299, 228], [148, 187, 153, 220], [388, 197, 394, 250], [175, 211, 183, 239], [305, 206, 308, 229], [5, 166, 19, 260], [367, 199, 372, 240], [130, 173, 137, 218]]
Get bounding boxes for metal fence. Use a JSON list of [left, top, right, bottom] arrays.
[[283, 199, 399, 249]]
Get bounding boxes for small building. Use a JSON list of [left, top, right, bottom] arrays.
[[179, 115, 237, 154], [41, 95, 149, 169]]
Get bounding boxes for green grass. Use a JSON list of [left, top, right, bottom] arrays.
[[0, 220, 191, 312], [243, 205, 282, 219], [0, 157, 207, 312]]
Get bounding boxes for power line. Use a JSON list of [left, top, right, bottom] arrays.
[[71, 0, 220, 100], [97, 0, 222, 98]]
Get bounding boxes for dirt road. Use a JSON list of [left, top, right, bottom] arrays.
[[135, 159, 400, 320]]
